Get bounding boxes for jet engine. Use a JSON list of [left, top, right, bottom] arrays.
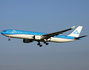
[[23, 39, 33, 43]]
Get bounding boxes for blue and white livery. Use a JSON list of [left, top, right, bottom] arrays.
[[1, 26, 87, 47]]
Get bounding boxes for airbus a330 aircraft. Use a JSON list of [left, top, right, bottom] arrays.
[[1, 26, 87, 47]]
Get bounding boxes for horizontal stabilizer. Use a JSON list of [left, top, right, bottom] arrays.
[[75, 35, 87, 40]]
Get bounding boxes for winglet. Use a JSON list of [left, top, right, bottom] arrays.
[[71, 26, 75, 29]]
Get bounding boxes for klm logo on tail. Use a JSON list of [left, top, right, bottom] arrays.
[[73, 30, 79, 34]]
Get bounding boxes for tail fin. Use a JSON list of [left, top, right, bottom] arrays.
[[68, 26, 83, 37]]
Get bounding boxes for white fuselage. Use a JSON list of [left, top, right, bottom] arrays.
[[3, 34, 75, 43]]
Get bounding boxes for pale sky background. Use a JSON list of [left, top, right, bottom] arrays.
[[0, 0, 89, 70]]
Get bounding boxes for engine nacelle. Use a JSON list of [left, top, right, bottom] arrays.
[[23, 39, 33, 43]]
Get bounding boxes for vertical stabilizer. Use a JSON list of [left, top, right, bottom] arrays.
[[68, 26, 83, 37]]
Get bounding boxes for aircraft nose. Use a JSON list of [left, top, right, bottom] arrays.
[[1, 32, 3, 34], [1, 30, 7, 35], [1, 31, 4, 35]]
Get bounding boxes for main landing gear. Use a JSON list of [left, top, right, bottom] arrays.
[[37, 41, 42, 47], [44, 42, 49, 45], [37, 41, 49, 47]]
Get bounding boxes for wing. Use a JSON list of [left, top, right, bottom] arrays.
[[41, 26, 75, 39]]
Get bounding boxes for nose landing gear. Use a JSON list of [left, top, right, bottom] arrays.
[[8, 37, 10, 41]]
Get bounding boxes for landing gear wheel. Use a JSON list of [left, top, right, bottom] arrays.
[[8, 37, 10, 41], [44, 42, 49, 45], [37, 41, 42, 47], [46, 43, 49, 45], [8, 39, 10, 41], [40, 45, 42, 47]]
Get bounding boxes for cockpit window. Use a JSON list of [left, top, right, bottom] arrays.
[[3, 30, 6, 32]]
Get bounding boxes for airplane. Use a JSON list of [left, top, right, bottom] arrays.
[[1, 26, 87, 47]]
